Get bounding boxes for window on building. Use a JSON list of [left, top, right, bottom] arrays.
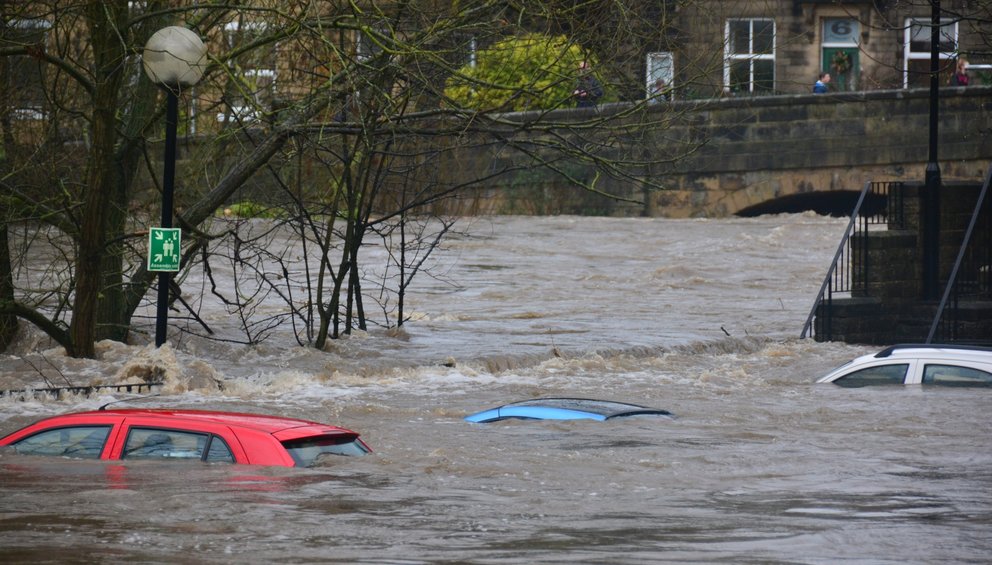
[[646, 52, 674, 101], [465, 36, 478, 69], [357, 27, 388, 62], [218, 20, 277, 123], [725, 19, 775, 95], [903, 18, 957, 89], [4, 19, 50, 119]]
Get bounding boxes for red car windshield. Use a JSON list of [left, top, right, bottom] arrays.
[[281, 434, 370, 467]]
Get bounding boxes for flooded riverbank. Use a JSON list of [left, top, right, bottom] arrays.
[[2, 214, 990, 563]]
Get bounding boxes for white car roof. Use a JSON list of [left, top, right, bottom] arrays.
[[872, 344, 992, 361], [817, 344, 992, 384]]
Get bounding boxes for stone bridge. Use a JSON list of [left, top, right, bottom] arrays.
[[448, 86, 992, 218]]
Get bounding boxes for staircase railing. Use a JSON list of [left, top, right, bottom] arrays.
[[800, 180, 904, 339], [926, 164, 992, 344]]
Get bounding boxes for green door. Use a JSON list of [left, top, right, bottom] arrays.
[[822, 47, 859, 92]]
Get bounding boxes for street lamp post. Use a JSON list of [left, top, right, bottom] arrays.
[[923, 1, 942, 301], [142, 26, 206, 347]]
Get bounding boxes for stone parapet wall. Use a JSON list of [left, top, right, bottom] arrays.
[[450, 86, 991, 218], [149, 87, 991, 220]]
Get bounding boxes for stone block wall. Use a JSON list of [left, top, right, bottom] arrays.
[[449, 86, 991, 218], [815, 180, 992, 344], [850, 231, 919, 299], [155, 87, 991, 220]]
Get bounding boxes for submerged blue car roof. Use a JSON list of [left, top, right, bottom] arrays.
[[464, 398, 674, 423]]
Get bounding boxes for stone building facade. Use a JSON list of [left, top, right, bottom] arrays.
[[645, 0, 988, 99]]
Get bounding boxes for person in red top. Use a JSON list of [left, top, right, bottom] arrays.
[[951, 58, 969, 86]]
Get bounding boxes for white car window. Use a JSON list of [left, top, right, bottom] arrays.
[[922, 364, 992, 386], [834, 363, 909, 387]]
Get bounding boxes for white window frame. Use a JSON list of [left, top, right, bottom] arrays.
[[7, 18, 51, 119], [724, 19, 776, 94], [357, 27, 386, 62], [218, 20, 277, 123], [646, 52, 674, 101], [903, 17, 958, 89]]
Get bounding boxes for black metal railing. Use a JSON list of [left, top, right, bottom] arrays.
[[927, 165, 992, 344], [801, 180, 904, 339], [0, 382, 163, 400]]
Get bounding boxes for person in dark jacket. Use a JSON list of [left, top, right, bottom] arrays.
[[574, 61, 603, 107]]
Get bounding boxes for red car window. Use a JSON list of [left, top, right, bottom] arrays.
[[9, 425, 111, 459], [281, 434, 371, 467], [122, 427, 235, 463]]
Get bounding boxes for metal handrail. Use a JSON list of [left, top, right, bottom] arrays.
[[801, 180, 872, 339], [926, 164, 992, 343], [801, 180, 903, 339], [0, 382, 163, 400]]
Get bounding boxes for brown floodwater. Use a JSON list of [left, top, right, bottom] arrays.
[[2, 214, 990, 563]]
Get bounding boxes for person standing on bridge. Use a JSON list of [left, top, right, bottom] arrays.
[[648, 78, 668, 103], [574, 61, 604, 108], [950, 59, 969, 86], [813, 72, 830, 94]]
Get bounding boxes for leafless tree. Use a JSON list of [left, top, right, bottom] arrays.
[[1, 0, 718, 356]]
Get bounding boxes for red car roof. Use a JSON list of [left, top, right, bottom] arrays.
[[0, 408, 369, 467], [46, 408, 351, 436]]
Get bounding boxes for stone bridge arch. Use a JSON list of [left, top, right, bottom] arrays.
[[733, 189, 886, 217]]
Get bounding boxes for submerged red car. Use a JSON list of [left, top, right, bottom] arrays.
[[0, 408, 371, 467]]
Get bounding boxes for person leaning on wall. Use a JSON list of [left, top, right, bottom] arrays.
[[950, 58, 969, 86], [813, 72, 830, 94], [573, 61, 604, 107], [648, 78, 668, 103]]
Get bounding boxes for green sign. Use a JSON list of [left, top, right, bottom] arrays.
[[148, 227, 181, 272]]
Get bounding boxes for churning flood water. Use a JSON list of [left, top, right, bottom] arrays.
[[1, 214, 990, 564]]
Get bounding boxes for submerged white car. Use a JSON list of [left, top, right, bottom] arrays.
[[816, 344, 992, 387]]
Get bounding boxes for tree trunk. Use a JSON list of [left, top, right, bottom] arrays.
[[68, 4, 127, 357], [0, 222, 17, 350], [0, 14, 19, 350]]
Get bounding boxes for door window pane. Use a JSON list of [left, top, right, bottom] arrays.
[[922, 364, 992, 386], [206, 436, 235, 463], [12, 426, 111, 459], [123, 428, 207, 460], [834, 364, 909, 387]]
